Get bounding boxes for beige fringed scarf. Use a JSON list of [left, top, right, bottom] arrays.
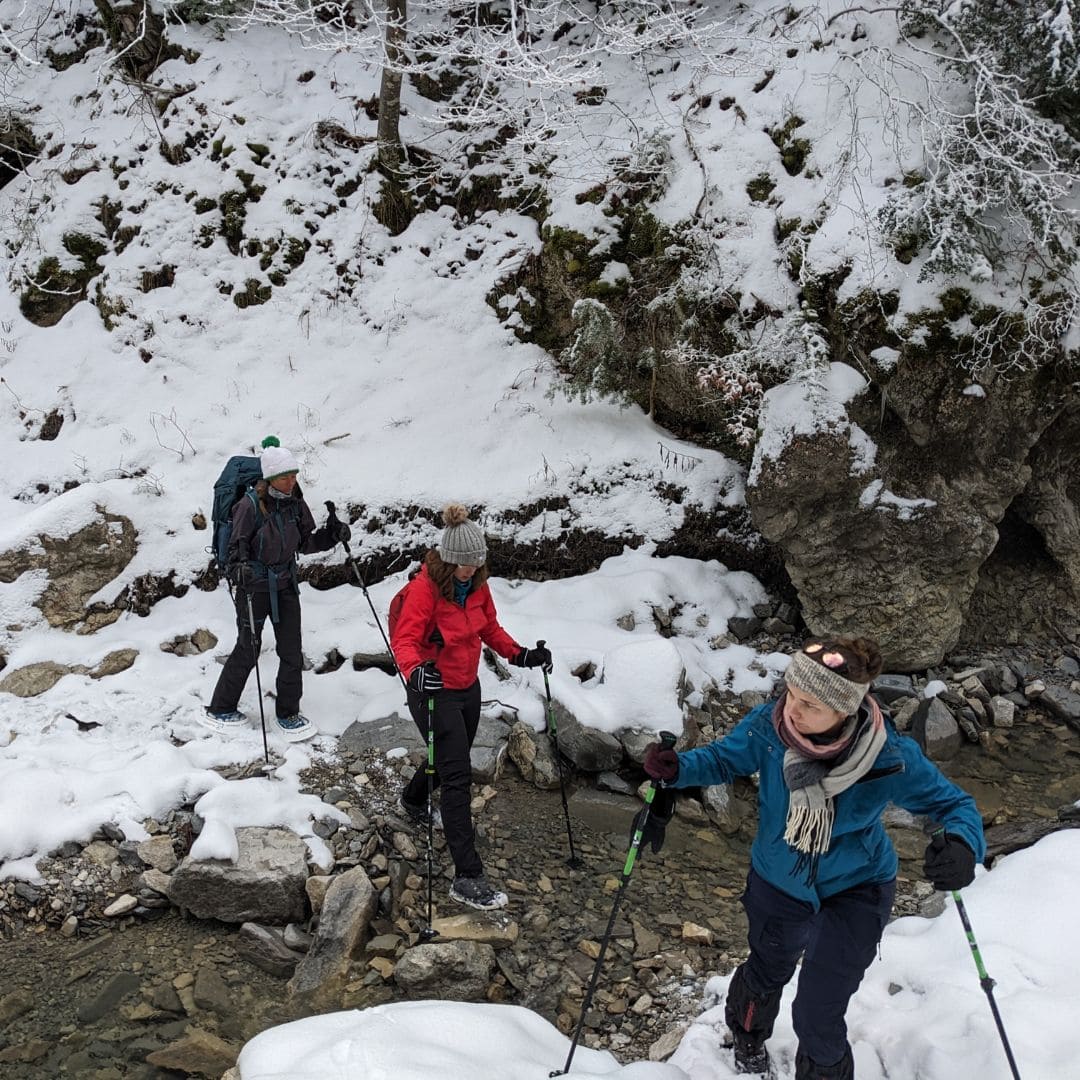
[[771, 693, 887, 881]]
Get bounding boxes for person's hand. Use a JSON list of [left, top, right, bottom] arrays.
[[512, 645, 553, 673], [643, 741, 680, 783], [408, 661, 443, 695], [923, 832, 976, 891], [333, 520, 352, 543], [630, 787, 677, 858], [227, 561, 252, 589]]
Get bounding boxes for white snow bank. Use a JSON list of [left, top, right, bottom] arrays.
[[236, 1000, 690, 1079]]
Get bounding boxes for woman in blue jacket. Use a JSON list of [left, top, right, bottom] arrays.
[[644, 636, 985, 1080]]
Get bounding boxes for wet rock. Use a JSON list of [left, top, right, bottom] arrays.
[[552, 702, 623, 772], [0, 1039, 50, 1064], [288, 866, 377, 1001], [76, 972, 141, 1023], [567, 789, 637, 837], [430, 912, 519, 949], [0, 988, 34, 1023], [167, 827, 309, 924], [1039, 685, 1080, 729], [145, 1028, 239, 1076], [236, 923, 302, 978], [193, 966, 233, 1015], [394, 939, 496, 1001], [597, 772, 636, 796]]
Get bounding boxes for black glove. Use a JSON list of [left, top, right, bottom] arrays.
[[630, 787, 677, 858], [643, 742, 680, 783], [408, 661, 443, 695], [512, 645, 553, 673], [227, 561, 252, 589], [333, 521, 352, 543], [923, 832, 976, 891]]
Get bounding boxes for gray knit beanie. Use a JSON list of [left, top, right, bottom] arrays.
[[438, 503, 487, 566], [784, 648, 869, 716]]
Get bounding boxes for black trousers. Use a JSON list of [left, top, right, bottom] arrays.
[[728, 867, 895, 1069], [403, 680, 483, 879], [209, 586, 303, 719]]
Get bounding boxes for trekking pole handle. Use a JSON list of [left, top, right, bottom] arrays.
[[658, 730, 677, 752]]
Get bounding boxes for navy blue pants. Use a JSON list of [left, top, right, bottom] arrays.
[[730, 867, 895, 1069], [403, 681, 483, 879]]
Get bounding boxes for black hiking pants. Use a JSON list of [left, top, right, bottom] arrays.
[[209, 586, 304, 719], [403, 680, 483, 879], [728, 867, 895, 1071]]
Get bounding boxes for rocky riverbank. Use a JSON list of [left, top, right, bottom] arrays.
[[1, 645, 1079, 1079]]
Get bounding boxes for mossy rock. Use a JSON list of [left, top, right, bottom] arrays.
[[233, 278, 272, 309], [219, 190, 248, 254], [746, 174, 776, 203], [19, 233, 107, 327], [769, 116, 810, 176]]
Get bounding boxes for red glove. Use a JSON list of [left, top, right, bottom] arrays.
[[643, 742, 679, 782]]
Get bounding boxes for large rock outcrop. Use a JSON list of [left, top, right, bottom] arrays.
[[748, 359, 1079, 669], [0, 508, 137, 632]]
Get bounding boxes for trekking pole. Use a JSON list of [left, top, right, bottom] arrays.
[[418, 693, 438, 943], [931, 831, 1022, 1079], [538, 640, 582, 870], [243, 589, 270, 765], [551, 730, 678, 1078], [325, 500, 408, 695]]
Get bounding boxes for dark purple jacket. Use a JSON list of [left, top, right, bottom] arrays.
[[228, 487, 335, 593]]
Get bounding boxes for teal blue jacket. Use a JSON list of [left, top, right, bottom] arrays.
[[672, 702, 986, 909]]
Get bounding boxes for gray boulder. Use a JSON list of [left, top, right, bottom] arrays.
[[167, 827, 309, 924], [507, 722, 561, 790], [550, 701, 623, 772], [470, 715, 512, 784], [288, 867, 377, 1001], [394, 939, 496, 1001]]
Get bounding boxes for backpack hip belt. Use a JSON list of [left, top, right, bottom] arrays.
[[248, 558, 298, 623]]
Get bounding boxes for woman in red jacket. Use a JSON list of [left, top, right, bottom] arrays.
[[391, 503, 551, 910]]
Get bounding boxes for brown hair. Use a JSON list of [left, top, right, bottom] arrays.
[[253, 477, 304, 515], [801, 636, 883, 683], [424, 548, 489, 601]]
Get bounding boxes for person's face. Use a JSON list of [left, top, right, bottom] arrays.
[[453, 563, 480, 582], [784, 685, 847, 736], [270, 473, 298, 495]]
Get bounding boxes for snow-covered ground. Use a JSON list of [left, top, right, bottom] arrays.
[[237, 831, 1080, 1079]]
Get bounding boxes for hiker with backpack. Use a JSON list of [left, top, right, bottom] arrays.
[[203, 436, 350, 742], [641, 636, 986, 1080], [390, 503, 552, 910]]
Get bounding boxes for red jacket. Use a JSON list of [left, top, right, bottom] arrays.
[[391, 567, 521, 690]]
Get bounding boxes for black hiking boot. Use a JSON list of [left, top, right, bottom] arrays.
[[794, 1047, 854, 1080], [449, 875, 508, 911], [731, 1029, 774, 1077], [397, 795, 443, 830]]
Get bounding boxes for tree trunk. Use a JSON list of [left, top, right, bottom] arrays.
[[377, 0, 407, 175]]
